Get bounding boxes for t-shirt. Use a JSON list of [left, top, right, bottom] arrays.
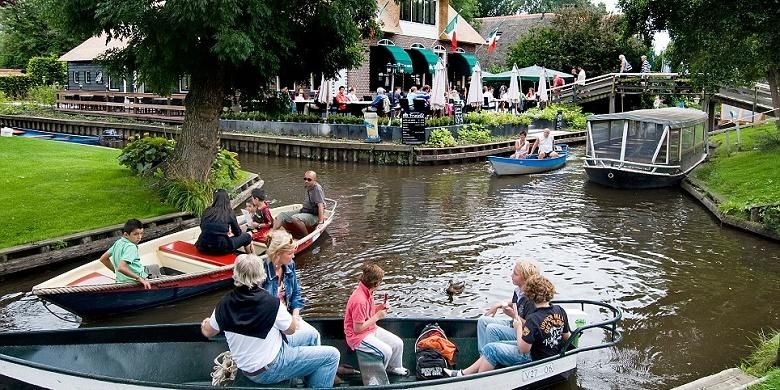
[[577, 70, 586, 84], [538, 134, 554, 153], [521, 305, 571, 361], [300, 183, 325, 216], [511, 289, 537, 319], [107, 236, 146, 283], [344, 281, 377, 350], [209, 303, 292, 373]]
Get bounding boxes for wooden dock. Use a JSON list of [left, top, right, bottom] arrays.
[[672, 368, 762, 390]]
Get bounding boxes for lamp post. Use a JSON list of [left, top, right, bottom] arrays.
[[386, 63, 406, 94]]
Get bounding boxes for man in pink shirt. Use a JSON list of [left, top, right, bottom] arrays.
[[343, 263, 408, 376]]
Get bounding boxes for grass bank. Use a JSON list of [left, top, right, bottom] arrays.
[[741, 330, 779, 389], [694, 122, 780, 232], [0, 137, 177, 249]]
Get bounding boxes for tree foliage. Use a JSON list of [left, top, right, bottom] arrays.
[[26, 55, 67, 85], [476, 0, 605, 17], [450, 0, 480, 23], [506, 7, 648, 76]]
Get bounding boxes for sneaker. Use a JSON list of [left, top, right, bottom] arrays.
[[386, 367, 409, 376], [443, 368, 463, 377]]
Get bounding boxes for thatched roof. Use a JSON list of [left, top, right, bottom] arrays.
[[475, 14, 555, 69], [58, 33, 128, 62], [0, 69, 24, 77], [440, 5, 486, 45], [377, 0, 485, 45]]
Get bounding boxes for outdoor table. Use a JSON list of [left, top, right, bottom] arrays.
[[295, 99, 315, 115], [346, 101, 372, 116]]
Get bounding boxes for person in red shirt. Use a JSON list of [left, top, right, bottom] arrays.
[[552, 74, 564, 101], [334, 86, 349, 113]]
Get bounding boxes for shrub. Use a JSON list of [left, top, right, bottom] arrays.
[[458, 124, 492, 144], [378, 117, 400, 126], [210, 148, 241, 190], [326, 114, 364, 124], [0, 75, 36, 98], [26, 55, 67, 86], [26, 85, 57, 105], [464, 111, 531, 127], [426, 128, 456, 148], [760, 205, 780, 232], [426, 116, 453, 127], [156, 177, 213, 216], [756, 126, 780, 151], [118, 136, 176, 174], [0, 91, 8, 103]]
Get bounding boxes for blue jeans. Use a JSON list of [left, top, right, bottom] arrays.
[[481, 341, 531, 368], [286, 319, 321, 347], [477, 316, 516, 350], [247, 342, 339, 388]]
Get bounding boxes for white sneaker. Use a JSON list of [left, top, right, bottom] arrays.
[[443, 368, 463, 377], [386, 367, 409, 376]]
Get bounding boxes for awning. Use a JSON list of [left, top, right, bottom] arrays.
[[377, 45, 413, 74], [447, 52, 478, 76], [406, 48, 440, 74]]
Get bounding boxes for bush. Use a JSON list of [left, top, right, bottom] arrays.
[[378, 117, 400, 126], [210, 148, 241, 190], [156, 178, 213, 216], [26, 85, 57, 105], [0, 91, 8, 103], [760, 205, 780, 232], [426, 128, 456, 148], [0, 75, 36, 98], [325, 114, 364, 124], [464, 111, 531, 127], [756, 125, 780, 151], [118, 136, 176, 174], [458, 123, 492, 144], [426, 116, 453, 127], [26, 55, 67, 86]]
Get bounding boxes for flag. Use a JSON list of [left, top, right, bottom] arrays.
[[445, 15, 459, 51], [487, 30, 501, 53]]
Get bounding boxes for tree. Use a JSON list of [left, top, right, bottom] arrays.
[[450, 0, 480, 23], [506, 7, 647, 76], [0, 0, 87, 68], [475, 0, 602, 17], [26, 54, 67, 85], [50, 0, 377, 182], [477, 0, 520, 17], [620, 0, 780, 130]]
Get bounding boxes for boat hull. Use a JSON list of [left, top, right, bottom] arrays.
[[488, 151, 568, 176], [584, 166, 684, 189]]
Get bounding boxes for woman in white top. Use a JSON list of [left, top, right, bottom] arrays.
[[347, 87, 359, 102], [512, 132, 530, 159], [619, 55, 632, 73]]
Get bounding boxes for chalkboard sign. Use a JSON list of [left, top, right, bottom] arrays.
[[555, 111, 564, 131], [401, 112, 426, 145], [454, 101, 464, 125]]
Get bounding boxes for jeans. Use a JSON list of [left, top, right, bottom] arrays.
[[477, 316, 516, 350], [481, 341, 531, 368], [247, 342, 339, 388], [286, 319, 321, 347]]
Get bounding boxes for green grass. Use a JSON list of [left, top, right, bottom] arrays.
[[741, 330, 779, 380], [0, 137, 177, 249], [749, 369, 780, 390]]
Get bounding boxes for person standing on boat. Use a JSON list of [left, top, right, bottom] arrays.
[[447, 274, 571, 376], [201, 254, 340, 387], [195, 189, 253, 255], [530, 128, 559, 159], [273, 170, 326, 239], [262, 229, 321, 347], [511, 132, 531, 159], [98, 219, 151, 289]]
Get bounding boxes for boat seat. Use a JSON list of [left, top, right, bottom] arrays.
[[158, 241, 237, 267], [356, 350, 390, 386]]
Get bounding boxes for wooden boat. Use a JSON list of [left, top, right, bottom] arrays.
[[584, 108, 708, 189], [13, 127, 101, 145], [32, 199, 337, 318], [0, 300, 622, 389], [487, 145, 569, 176]]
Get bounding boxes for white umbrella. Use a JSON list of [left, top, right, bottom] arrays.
[[537, 68, 549, 103], [316, 74, 333, 119], [466, 62, 483, 106], [430, 60, 447, 110], [506, 64, 521, 112]]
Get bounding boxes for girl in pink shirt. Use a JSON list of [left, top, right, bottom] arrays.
[[343, 263, 408, 376]]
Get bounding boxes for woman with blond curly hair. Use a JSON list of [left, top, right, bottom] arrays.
[[261, 229, 321, 347]]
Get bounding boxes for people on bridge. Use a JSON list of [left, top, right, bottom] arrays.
[[274, 170, 326, 239], [512, 132, 530, 159], [195, 189, 253, 255], [98, 219, 151, 289], [552, 74, 564, 101], [641, 55, 651, 74], [619, 54, 633, 73], [531, 128, 558, 159], [576, 66, 586, 85], [201, 254, 340, 388]]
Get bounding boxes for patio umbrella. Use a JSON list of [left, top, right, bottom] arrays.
[[316, 74, 333, 119], [506, 64, 521, 112], [466, 62, 483, 106], [430, 60, 447, 110], [537, 68, 549, 104]]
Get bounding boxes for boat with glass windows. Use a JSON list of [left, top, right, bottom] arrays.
[[584, 108, 708, 189]]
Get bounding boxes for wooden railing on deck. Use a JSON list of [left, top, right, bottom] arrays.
[[55, 91, 188, 123]]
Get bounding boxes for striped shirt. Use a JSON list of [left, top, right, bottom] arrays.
[[641, 60, 651, 73]]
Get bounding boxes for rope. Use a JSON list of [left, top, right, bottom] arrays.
[[211, 351, 238, 386], [41, 300, 81, 323]]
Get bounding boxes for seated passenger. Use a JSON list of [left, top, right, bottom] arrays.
[[447, 274, 571, 376], [249, 188, 273, 243], [273, 170, 326, 239], [531, 128, 559, 159], [344, 263, 409, 376], [98, 218, 151, 289], [201, 254, 339, 387], [262, 229, 321, 347], [512, 132, 530, 159], [196, 189, 253, 255]]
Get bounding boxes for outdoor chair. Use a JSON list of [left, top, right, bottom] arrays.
[[399, 98, 410, 113], [413, 99, 429, 115]]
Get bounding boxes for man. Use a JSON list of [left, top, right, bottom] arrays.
[[641, 55, 651, 74], [202, 254, 340, 387], [576, 66, 586, 85], [99, 219, 151, 289], [334, 86, 349, 113], [551, 74, 564, 101], [370, 87, 390, 117], [274, 170, 326, 238], [530, 128, 558, 159]]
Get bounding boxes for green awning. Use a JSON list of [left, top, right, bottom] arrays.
[[407, 48, 440, 74], [448, 52, 478, 75], [378, 45, 413, 74]]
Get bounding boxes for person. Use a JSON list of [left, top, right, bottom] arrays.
[[552, 74, 564, 101], [248, 188, 273, 242], [576, 66, 586, 85], [641, 55, 651, 74], [653, 95, 663, 109], [273, 170, 326, 239], [391, 86, 404, 117], [370, 87, 390, 117], [530, 128, 558, 159], [447, 274, 571, 376], [201, 254, 339, 388], [511, 132, 531, 160], [406, 86, 418, 107], [619, 54, 632, 73], [344, 263, 408, 376], [334, 86, 349, 113], [482, 86, 494, 110], [295, 88, 307, 102], [347, 87, 359, 102], [448, 86, 461, 102], [525, 87, 537, 110], [498, 85, 508, 112], [280, 87, 294, 113], [262, 229, 321, 347], [196, 189, 253, 255], [98, 219, 151, 289]]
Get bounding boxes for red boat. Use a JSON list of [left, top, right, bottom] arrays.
[[32, 199, 337, 318]]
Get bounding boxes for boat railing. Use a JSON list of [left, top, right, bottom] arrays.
[[551, 299, 623, 357], [585, 157, 682, 174], [324, 197, 339, 216]]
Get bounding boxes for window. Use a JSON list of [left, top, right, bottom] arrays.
[[108, 75, 121, 91], [95, 71, 104, 84], [432, 45, 446, 59], [399, 0, 436, 25], [86, 71, 92, 84], [73, 71, 80, 84], [410, 43, 426, 49], [180, 75, 190, 92], [377, 39, 395, 46]]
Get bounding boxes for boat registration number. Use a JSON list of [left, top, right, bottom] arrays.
[[520, 362, 557, 382]]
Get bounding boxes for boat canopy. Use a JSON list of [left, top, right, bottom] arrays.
[[587, 108, 707, 129]]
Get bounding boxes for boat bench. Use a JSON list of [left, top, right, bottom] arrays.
[[355, 350, 390, 386], [158, 241, 237, 267]]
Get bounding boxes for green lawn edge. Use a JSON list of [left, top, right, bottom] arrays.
[[742, 330, 780, 389]]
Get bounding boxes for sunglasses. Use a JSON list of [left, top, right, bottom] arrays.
[[303, 178, 313, 182]]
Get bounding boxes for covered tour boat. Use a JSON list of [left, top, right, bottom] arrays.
[[488, 145, 569, 176], [32, 199, 337, 318], [584, 108, 708, 189], [0, 301, 622, 389]]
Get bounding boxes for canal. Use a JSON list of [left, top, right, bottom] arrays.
[[1, 147, 779, 389]]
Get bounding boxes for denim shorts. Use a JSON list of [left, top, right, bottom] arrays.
[[481, 341, 531, 368]]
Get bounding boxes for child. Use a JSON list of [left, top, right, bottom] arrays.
[[249, 189, 273, 242], [98, 219, 151, 289], [344, 263, 408, 376]]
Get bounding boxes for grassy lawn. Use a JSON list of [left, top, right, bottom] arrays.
[[0, 137, 177, 249], [742, 330, 779, 389]]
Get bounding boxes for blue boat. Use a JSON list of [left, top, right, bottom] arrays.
[[13, 128, 100, 145], [488, 145, 569, 176]]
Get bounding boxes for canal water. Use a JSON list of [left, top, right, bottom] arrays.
[[1, 147, 779, 389]]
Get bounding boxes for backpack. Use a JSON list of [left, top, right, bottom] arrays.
[[381, 96, 391, 115], [414, 323, 458, 380]]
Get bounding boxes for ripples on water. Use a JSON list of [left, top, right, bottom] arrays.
[[1, 148, 778, 389]]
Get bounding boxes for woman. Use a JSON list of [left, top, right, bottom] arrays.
[[262, 229, 321, 347], [511, 132, 531, 159], [195, 189, 253, 255], [619, 54, 633, 73]]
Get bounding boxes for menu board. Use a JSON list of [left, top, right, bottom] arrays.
[[401, 112, 426, 145], [454, 101, 464, 125]]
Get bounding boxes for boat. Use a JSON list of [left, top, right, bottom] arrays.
[[0, 300, 622, 389], [32, 199, 337, 318], [12, 127, 101, 145], [584, 108, 708, 189], [487, 144, 569, 176]]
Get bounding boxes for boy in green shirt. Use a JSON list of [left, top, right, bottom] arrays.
[[99, 219, 151, 289]]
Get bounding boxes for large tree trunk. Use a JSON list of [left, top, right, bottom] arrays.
[[166, 69, 225, 182], [768, 66, 780, 131]]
